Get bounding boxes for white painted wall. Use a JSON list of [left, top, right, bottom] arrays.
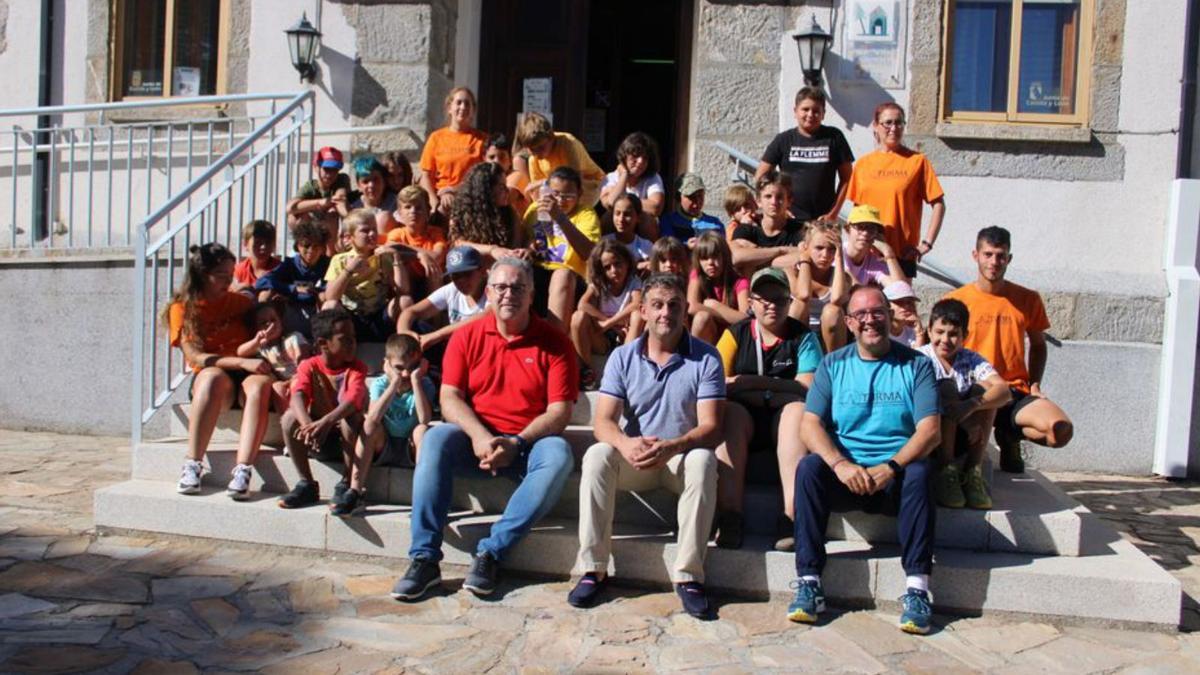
[[776, 2, 1187, 297]]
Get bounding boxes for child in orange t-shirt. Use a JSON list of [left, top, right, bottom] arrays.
[[166, 242, 275, 501], [419, 87, 488, 212], [232, 220, 281, 293], [722, 183, 758, 242], [387, 186, 447, 296]]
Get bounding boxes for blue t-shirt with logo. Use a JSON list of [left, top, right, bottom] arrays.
[[805, 341, 939, 467]]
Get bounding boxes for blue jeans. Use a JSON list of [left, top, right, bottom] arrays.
[[408, 423, 575, 562], [794, 454, 935, 577]]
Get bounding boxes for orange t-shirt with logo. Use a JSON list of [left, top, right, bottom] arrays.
[[944, 282, 1049, 393], [385, 225, 448, 279], [846, 148, 944, 254], [419, 127, 488, 191], [168, 292, 255, 372]]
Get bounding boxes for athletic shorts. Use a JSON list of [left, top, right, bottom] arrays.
[[994, 387, 1041, 438]]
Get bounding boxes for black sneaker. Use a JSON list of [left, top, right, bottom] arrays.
[[579, 365, 597, 392], [277, 479, 320, 509], [462, 551, 500, 596], [390, 559, 442, 601], [995, 425, 1025, 474], [330, 488, 364, 518], [714, 511, 744, 550], [567, 573, 607, 608], [675, 581, 712, 619], [333, 479, 350, 502], [774, 514, 796, 552]]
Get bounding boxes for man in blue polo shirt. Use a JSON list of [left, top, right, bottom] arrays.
[[568, 274, 725, 618], [789, 284, 940, 634]]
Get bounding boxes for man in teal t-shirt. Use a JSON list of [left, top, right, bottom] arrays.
[[786, 285, 940, 635]]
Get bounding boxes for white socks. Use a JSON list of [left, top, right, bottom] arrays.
[[906, 574, 930, 592]]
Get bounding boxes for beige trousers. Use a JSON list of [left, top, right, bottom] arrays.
[[576, 442, 717, 583]]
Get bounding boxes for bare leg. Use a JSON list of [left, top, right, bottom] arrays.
[[339, 414, 363, 483], [410, 423, 428, 464], [1015, 398, 1074, 448], [269, 380, 290, 414], [350, 417, 379, 492], [236, 374, 274, 466], [960, 407, 997, 467], [715, 402, 753, 514], [774, 402, 808, 520], [547, 268, 577, 331], [820, 303, 847, 353], [188, 368, 234, 462], [690, 309, 721, 344], [569, 310, 594, 362], [625, 310, 644, 345]]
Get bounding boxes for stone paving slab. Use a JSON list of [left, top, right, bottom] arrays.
[[132, 438, 1086, 555], [1, 429, 1199, 672]]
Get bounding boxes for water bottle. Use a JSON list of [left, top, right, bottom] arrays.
[[534, 183, 553, 256]]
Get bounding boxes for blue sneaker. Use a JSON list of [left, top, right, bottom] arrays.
[[786, 579, 824, 623], [898, 588, 933, 634]]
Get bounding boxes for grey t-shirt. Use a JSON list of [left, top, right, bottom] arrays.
[[598, 334, 725, 439]]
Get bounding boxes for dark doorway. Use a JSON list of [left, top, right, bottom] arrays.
[[478, 0, 692, 189]]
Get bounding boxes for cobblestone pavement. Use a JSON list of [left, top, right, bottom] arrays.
[[1, 429, 1199, 673]]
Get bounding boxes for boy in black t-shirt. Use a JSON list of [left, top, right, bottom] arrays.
[[755, 87, 854, 222]]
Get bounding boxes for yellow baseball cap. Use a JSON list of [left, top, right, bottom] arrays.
[[847, 204, 884, 226]]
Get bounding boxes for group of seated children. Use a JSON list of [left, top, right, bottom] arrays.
[[168, 129, 1072, 543]]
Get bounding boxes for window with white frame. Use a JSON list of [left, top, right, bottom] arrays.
[[941, 0, 1094, 125], [112, 0, 228, 99]]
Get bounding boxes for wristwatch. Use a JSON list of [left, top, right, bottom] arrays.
[[886, 459, 903, 475], [510, 435, 531, 454], [763, 390, 773, 404]]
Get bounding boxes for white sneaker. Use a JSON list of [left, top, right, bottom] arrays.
[[177, 460, 203, 494], [227, 464, 252, 500]]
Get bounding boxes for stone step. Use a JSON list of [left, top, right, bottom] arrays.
[[167, 390, 603, 446], [133, 439, 1085, 556], [93, 479, 1182, 628]]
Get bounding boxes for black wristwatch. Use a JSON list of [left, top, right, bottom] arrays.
[[887, 459, 903, 475], [510, 435, 531, 454]]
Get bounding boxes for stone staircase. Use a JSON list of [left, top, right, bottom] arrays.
[[95, 391, 1182, 628]]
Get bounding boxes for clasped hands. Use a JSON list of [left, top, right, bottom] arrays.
[[834, 460, 896, 496]]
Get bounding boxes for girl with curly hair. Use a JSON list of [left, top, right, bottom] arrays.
[[448, 161, 526, 261]]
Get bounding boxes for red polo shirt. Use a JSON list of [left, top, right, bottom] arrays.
[[441, 312, 578, 435]]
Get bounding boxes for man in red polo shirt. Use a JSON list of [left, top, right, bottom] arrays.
[[391, 257, 578, 601]]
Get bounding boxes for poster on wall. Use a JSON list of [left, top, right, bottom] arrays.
[[522, 77, 553, 124], [173, 67, 201, 97], [838, 0, 907, 89]]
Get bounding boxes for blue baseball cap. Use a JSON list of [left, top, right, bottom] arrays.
[[444, 246, 482, 276]]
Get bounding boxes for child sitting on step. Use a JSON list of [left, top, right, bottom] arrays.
[[917, 299, 1012, 510], [166, 243, 275, 501], [324, 209, 410, 342], [279, 307, 368, 509], [237, 301, 311, 413], [338, 334, 436, 517], [571, 238, 644, 389], [232, 220, 281, 294], [255, 219, 330, 339]]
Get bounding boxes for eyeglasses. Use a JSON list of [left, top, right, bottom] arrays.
[[489, 282, 529, 297], [879, 119, 906, 129], [751, 294, 791, 307], [849, 308, 889, 322], [551, 191, 578, 200]]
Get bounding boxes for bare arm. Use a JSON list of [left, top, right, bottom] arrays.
[[418, 311, 488, 349], [411, 373, 434, 426], [578, 285, 608, 322], [181, 341, 265, 374], [516, 400, 573, 444], [731, 242, 792, 268], [922, 197, 946, 252], [825, 162, 853, 220], [1028, 330, 1048, 388], [440, 383, 493, 445], [550, 209, 596, 261], [753, 160, 774, 183], [364, 377, 401, 429], [599, 169, 627, 210], [641, 192, 665, 218], [419, 172, 439, 213], [652, 398, 724, 463], [397, 298, 441, 334], [602, 289, 642, 330]]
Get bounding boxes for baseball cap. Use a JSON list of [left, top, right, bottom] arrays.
[[315, 146, 344, 169], [883, 280, 919, 302], [444, 246, 482, 276], [847, 204, 884, 227], [750, 267, 789, 293], [678, 172, 706, 197]]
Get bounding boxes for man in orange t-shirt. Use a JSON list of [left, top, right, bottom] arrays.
[[944, 227, 1073, 473]]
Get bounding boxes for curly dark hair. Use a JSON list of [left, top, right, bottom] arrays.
[[449, 162, 516, 247]]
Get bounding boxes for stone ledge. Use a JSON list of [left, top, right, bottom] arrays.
[[935, 122, 1094, 144]]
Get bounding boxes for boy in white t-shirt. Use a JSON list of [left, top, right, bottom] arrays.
[[396, 246, 489, 351], [917, 298, 1011, 510]]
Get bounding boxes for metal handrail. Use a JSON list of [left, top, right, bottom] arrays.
[[0, 92, 301, 118]]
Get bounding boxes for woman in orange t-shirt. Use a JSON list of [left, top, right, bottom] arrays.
[[419, 87, 488, 214], [847, 102, 946, 279], [164, 242, 275, 499]]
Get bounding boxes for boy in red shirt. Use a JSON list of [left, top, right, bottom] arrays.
[[233, 220, 281, 293], [279, 307, 369, 508]]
